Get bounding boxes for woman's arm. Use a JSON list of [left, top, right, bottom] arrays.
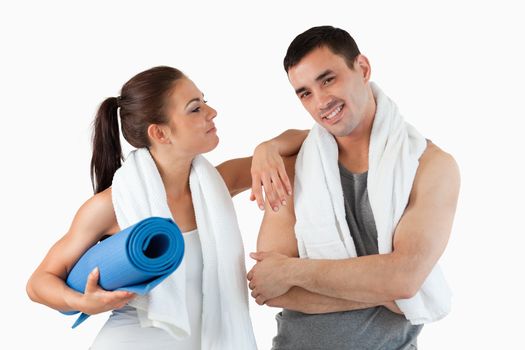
[[216, 129, 308, 208], [26, 188, 135, 315], [250, 129, 308, 210]]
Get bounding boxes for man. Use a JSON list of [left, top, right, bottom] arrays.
[[247, 26, 460, 350]]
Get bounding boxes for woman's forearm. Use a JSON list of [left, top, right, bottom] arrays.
[[27, 271, 82, 313], [262, 129, 308, 157]]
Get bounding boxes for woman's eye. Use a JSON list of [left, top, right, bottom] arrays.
[[191, 99, 207, 112]]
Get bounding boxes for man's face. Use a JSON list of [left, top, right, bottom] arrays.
[[287, 46, 371, 137]]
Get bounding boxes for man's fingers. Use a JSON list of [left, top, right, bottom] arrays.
[[249, 251, 266, 261], [255, 295, 267, 305]]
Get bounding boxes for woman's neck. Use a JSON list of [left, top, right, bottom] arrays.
[[149, 148, 193, 200]]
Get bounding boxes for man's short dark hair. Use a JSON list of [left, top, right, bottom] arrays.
[[283, 26, 361, 73]]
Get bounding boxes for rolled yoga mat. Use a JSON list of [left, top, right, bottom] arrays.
[[62, 216, 185, 328]]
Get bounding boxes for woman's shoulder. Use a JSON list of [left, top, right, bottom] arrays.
[[71, 187, 120, 239], [77, 188, 113, 218]]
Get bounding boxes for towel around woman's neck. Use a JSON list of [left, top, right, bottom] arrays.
[[293, 82, 452, 324], [112, 148, 257, 349]]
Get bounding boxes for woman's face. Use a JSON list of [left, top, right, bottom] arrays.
[[163, 78, 219, 156]]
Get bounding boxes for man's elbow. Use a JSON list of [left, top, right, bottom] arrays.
[[391, 274, 424, 300], [26, 279, 39, 303], [386, 253, 431, 300], [395, 284, 419, 300]]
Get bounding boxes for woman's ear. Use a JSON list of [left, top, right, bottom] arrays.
[[147, 124, 172, 145]]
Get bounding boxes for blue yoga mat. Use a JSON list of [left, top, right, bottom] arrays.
[[62, 216, 185, 328]]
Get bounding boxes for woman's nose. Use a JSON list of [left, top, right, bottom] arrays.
[[207, 105, 217, 120]]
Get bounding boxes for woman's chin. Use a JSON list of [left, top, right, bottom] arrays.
[[202, 135, 219, 154]]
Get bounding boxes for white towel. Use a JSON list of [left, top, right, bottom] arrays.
[[294, 82, 452, 325], [112, 148, 257, 349]]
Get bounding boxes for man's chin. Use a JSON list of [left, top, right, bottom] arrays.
[[322, 124, 353, 138]]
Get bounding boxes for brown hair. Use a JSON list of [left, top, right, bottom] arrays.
[[283, 26, 361, 73], [90, 66, 184, 193]]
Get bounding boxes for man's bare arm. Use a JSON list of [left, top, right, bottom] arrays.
[[249, 157, 398, 314], [252, 143, 460, 303], [265, 287, 403, 314]]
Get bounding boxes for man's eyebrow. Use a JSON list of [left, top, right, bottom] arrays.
[[315, 70, 334, 83], [295, 87, 307, 95], [294, 70, 334, 95]]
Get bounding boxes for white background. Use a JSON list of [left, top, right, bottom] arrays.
[[1, 1, 524, 349]]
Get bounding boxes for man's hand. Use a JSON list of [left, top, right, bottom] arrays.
[[383, 301, 403, 315], [247, 251, 294, 305]]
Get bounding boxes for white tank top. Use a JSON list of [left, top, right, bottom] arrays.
[[177, 229, 203, 349], [90, 229, 204, 350]]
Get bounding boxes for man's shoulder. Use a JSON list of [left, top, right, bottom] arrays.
[[420, 141, 458, 174], [413, 141, 460, 194]]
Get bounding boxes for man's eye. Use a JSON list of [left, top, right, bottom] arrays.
[[323, 77, 334, 85], [300, 91, 310, 99]]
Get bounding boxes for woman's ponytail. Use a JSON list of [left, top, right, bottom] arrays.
[[90, 97, 123, 194], [89, 66, 185, 193]]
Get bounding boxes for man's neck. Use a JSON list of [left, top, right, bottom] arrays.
[[335, 95, 376, 174], [336, 132, 371, 174]]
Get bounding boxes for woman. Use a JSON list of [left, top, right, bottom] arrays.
[[26, 66, 305, 349]]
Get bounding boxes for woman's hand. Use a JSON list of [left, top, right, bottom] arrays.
[[250, 141, 293, 212], [77, 267, 136, 315]]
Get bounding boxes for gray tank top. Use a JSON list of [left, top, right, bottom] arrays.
[[271, 164, 422, 350]]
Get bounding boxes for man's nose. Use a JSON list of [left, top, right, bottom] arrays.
[[315, 89, 333, 111]]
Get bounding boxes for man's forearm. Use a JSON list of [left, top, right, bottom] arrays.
[[286, 253, 414, 303], [266, 286, 379, 314]]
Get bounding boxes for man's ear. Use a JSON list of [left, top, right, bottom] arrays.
[[147, 124, 172, 145], [355, 54, 372, 82]]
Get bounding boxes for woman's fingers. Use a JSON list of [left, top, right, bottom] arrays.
[[84, 267, 100, 294], [82, 267, 136, 314], [250, 173, 265, 210], [270, 171, 287, 206], [261, 174, 279, 211], [278, 163, 293, 196], [251, 154, 292, 212]]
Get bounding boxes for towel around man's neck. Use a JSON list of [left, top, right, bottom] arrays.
[[293, 82, 452, 324], [112, 148, 257, 349]]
